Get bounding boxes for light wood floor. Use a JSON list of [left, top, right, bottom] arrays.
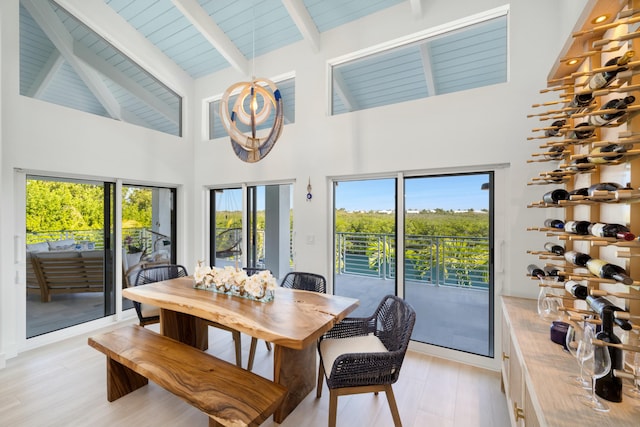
[[0, 322, 510, 427]]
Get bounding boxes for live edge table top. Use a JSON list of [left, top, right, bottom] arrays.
[[122, 276, 360, 350]]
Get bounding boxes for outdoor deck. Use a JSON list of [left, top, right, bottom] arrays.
[[335, 274, 491, 356]]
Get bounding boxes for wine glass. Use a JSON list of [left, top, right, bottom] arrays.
[[579, 339, 612, 412], [565, 321, 593, 389], [625, 351, 640, 399], [537, 277, 562, 320]]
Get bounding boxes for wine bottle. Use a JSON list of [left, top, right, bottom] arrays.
[[544, 119, 566, 137], [588, 222, 635, 241], [587, 298, 626, 402], [565, 157, 596, 172], [564, 280, 588, 299], [544, 219, 565, 229], [527, 264, 545, 278], [569, 188, 588, 197], [542, 189, 570, 204], [567, 122, 594, 140], [585, 258, 634, 285], [587, 143, 632, 164], [543, 265, 565, 281], [544, 242, 565, 255], [587, 50, 635, 90], [586, 295, 634, 331], [539, 169, 565, 183], [564, 220, 591, 235], [588, 182, 622, 197], [544, 147, 565, 161], [587, 96, 635, 126], [567, 93, 594, 112], [564, 250, 591, 267]]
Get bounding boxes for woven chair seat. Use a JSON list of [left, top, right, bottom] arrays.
[[316, 295, 415, 427]]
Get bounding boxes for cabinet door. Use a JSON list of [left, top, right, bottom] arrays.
[[508, 339, 525, 427], [524, 385, 541, 427], [501, 314, 511, 393]]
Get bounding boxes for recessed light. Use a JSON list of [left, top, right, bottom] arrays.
[[567, 58, 579, 65], [592, 14, 608, 24]]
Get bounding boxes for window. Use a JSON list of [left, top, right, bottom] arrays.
[[19, 0, 182, 136], [209, 77, 296, 140], [330, 9, 508, 115]]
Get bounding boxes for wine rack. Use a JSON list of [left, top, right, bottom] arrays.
[[527, 0, 640, 342], [511, 0, 640, 424]]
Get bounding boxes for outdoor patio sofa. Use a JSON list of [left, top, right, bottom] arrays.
[[26, 239, 104, 303]]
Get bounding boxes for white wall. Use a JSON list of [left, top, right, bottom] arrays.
[[0, 0, 589, 368], [0, 0, 196, 364]]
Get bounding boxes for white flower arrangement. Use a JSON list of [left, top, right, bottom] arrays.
[[193, 261, 277, 302]]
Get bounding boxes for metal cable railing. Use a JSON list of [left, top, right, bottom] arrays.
[[336, 232, 489, 289]]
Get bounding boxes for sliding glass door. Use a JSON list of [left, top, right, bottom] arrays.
[[25, 176, 115, 338], [404, 173, 493, 357], [211, 188, 243, 267], [121, 185, 177, 312], [333, 178, 397, 317], [333, 173, 494, 357], [210, 184, 293, 281]]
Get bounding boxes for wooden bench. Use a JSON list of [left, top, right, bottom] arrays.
[[88, 325, 288, 427]]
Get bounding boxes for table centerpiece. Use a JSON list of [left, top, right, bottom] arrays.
[[193, 261, 277, 302]]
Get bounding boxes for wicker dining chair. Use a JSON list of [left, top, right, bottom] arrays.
[[316, 295, 416, 427], [246, 271, 327, 371], [280, 271, 326, 293], [132, 264, 244, 368]]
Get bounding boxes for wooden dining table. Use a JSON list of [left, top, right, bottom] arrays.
[[122, 276, 359, 423]]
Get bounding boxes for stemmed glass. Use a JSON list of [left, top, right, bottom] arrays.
[[537, 277, 563, 320], [625, 351, 640, 399], [579, 339, 612, 412], [565, 321, 594, 389]]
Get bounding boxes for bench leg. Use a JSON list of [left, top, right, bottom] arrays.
[[105, 357, 148, 402]]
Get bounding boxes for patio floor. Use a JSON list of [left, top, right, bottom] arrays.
[[334, 274, 492, 357]]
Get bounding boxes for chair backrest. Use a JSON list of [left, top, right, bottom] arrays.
[[243, 267, 265, 276], [134, 264, 188, 286], [373, 295, 416, 354], [280, 272, 326, 293]]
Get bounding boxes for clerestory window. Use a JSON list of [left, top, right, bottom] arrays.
[[329, 7, 508, 115], [19, 0, 182, 136]]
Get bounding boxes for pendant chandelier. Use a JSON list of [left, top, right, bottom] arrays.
[[219, 77, 283, 163], [219, 2, 283, 163]]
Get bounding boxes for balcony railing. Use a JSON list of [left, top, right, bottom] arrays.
[[336, 232, 489, 290], [27, 228, 158, 253]]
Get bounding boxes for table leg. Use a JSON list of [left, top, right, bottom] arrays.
[[273, 344, 317, 423], [160, 309, 208, 350]]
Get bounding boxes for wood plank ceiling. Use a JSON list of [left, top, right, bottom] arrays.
[[19, 0, 507, 134]]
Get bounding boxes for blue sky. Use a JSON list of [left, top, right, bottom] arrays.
[[335, 174, 490, 212], [215, 174, 491, 212]]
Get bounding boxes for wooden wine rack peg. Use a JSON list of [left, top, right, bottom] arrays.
[[591, 289, 640, 300], [572, 14, 640, 37], [592, 339, 640, 353], [570, 58, 640, 80], [593, 31, 640, 48]]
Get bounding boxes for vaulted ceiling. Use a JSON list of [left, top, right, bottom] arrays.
[[19, 0, 507, 136]]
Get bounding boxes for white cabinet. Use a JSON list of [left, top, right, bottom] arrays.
[[501, 296, 636, 427]]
